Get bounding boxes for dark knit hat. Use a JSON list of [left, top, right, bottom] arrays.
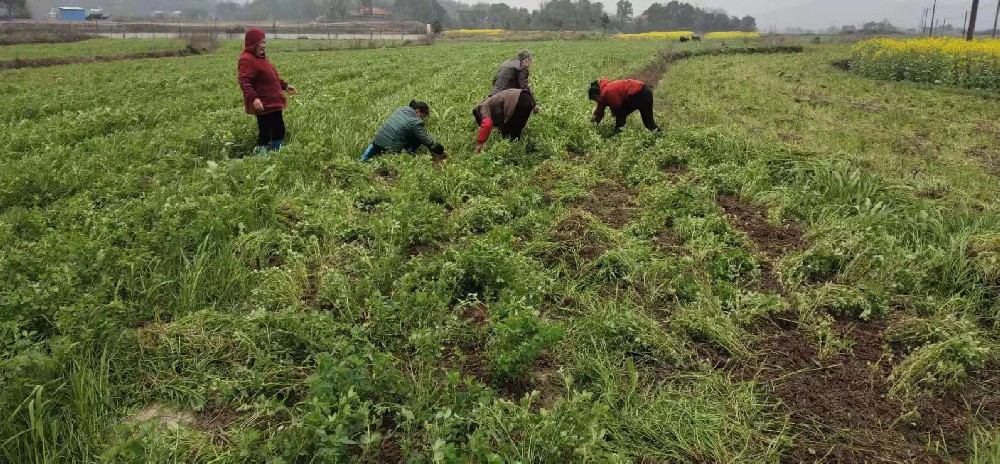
[[588, 80, 601, 101]]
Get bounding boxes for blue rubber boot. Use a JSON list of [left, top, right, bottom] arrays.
[[360, 144, 376, 162], [268, 139, 285, 151]]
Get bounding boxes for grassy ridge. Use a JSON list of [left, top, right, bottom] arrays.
[[1, 40, 998, 461], [0, 37, 187, 61]]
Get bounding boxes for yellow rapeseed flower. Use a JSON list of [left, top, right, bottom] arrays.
[[851, 37, 1000, 89]]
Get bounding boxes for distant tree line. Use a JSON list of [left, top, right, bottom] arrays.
[[2, 0, 29, 19], [636, 1, 756, 33], [210, 0, 756, 34]]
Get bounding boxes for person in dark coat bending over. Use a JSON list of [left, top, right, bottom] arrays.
[[473, 89, 536, 153], [237, 28, 297, 155], [589, 78, 659, 133], [361, 100, 445, 162], [490, 50, 540, 113]]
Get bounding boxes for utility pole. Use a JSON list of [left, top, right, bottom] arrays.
[[993, 0, 999, 38], [961, 10, 968, 36], [929, 0, 938, 36], [966, 0, 981, 40]]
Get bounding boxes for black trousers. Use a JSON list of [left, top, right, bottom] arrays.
[[614, 85, 658, 131], [500, 95, 534, 140], [256, 110, 286, 146]]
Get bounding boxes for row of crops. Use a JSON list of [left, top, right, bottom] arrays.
[[852, 37, 1000, 90]]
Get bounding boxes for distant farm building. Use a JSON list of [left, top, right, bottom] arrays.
[[57, 7, 87, 21]]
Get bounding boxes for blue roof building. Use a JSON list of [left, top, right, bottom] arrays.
[[58, 7, 87, 21]]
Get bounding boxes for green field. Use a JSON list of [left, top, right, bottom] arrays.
[[2, 39, 999, 462], [0, 37, 187, 61]]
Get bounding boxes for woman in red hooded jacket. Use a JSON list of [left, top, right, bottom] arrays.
[[237, 28, 297, 155], [588, 78, 659, 133]]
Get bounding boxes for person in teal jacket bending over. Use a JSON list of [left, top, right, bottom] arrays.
[[361, 100, 445, 161]]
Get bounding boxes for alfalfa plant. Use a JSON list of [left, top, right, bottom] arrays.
[[466, 389, 616, 462], [488, 299, 564, 384]]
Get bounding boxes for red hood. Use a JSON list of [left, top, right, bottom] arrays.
[[598, 78, 610, 91], [244, 28, 265, 56]]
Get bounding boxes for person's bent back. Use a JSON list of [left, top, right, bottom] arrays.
[[589, 78, 659, 133], [361, 101, 445, 162], [490, 50, 533, 97], [473, 89, 536, 153]]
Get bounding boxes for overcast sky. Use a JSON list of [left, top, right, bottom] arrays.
[[501, 0, 996, 30]]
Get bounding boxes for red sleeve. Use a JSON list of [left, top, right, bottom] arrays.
[[237, 57, 258, 101], [477, 117, 493, 144]]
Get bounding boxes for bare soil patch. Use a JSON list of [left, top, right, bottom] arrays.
[[497, 352, 562, 408], [462, 302, 490, 327], [718, 194, 804, 258], [718, 194, 804, 293], [739, 318, 993, 463], [378, 435, 404, 463], [546, 210, 607, 264], [656, 229, 684, 256], [191, 405, 242, 431], [580, 181, 639, 229], [404, 242, 438, 257], [629, 56, 672, 88], [968, 146, 999, 177]]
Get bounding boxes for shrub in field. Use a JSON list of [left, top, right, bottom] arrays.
[[704, 32, 761, 40], [851, 38, 1000, 90], [489, 306, 564, 383], [618, 31, 695, 40]]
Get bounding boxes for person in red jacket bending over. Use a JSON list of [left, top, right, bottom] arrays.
[[473, 89, 536, 153], [237, 28, 297, 155], [589, 78, 659, 133]]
